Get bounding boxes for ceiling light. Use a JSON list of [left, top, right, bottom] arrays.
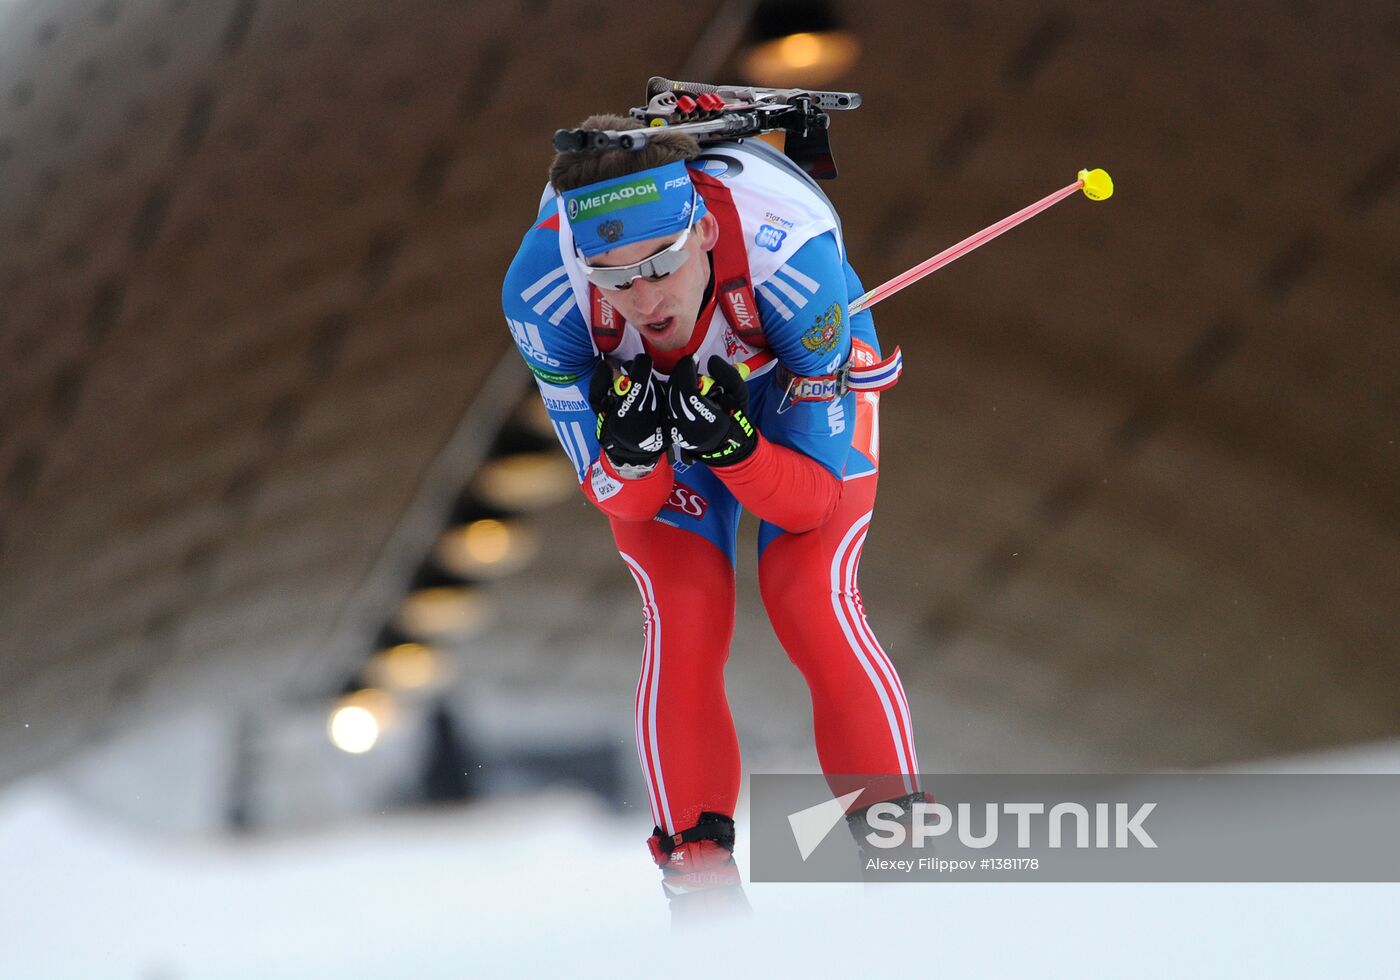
[[473, 452, 576, 512], [740, 0, 860, 87], [365, 642, 450, 692], [434, 518, 540, 579], [328, 688, 396, 754], [396, 584, 491, 640]]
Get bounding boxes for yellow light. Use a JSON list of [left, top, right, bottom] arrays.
[[474, 453, 575, 512], [327, 688, 396, 753], [779, 32, 823, 68], [366, 642, 447, 691], [329, 706, 378, 754], [741, 29, 861, 87], [464, 519, 510, 563], [434, 518, 540, 579], [396, 585, 491, 639]]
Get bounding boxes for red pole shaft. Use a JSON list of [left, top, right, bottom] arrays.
[[848, 178, 1085, 315]]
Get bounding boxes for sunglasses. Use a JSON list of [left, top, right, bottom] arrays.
[[579, 192, 698, 290]]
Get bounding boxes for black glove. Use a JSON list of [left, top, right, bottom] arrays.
[[666, 355, 758, 466], [589, 354, 668, 467]]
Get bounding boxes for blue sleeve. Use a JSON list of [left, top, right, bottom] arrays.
[[843, 256, 880, 357], [752, 231, 856, 479], [501, 221, 602, 484]]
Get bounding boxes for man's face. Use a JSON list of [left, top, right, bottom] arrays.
[[588, 213, 719, 352]]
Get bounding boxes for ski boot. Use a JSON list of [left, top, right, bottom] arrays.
[[647, 812, 753, 925]]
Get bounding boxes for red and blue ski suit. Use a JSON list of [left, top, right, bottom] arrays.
[[502, 140, 919, 838]]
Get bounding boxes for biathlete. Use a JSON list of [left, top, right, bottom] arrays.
[[502, 106, 923, 915]]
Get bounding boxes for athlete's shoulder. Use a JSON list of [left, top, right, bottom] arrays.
[[504, 190, 564, 280], [752, 231, 842, 329], [688, 139, 834, 209], [689, 140, 845, 286], [693, 140, 840, 225], [503, 189, 594, 383], [755, 232, 849, 374]]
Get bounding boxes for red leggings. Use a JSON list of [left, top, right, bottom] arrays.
[[610, 471, 920, 835]]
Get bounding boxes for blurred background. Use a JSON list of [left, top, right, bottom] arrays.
[[0, 0, 1396, 975]]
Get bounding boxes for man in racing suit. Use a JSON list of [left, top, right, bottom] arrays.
[[502, 114, 921, 915]]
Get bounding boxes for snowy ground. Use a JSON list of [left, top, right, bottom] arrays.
[[2, 774, 1396, 979]]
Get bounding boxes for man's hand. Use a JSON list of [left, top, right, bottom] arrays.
[[589, 354, 668, 468], [666, 355, 758, 466]]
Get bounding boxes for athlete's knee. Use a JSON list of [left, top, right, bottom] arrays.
[[631, 584, 738, 691], [758, 539, 824, 620], [760, 553, 891, 703]]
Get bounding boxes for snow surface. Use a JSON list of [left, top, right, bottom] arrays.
[[2, 775, 1396, 979]]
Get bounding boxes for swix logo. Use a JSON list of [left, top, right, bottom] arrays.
[[595, 296, 619, 330], [725, 285, 757, 332], [663, 486, 708, 519]]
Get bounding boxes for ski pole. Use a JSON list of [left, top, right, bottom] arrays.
[[848, 168, 1114, 316]]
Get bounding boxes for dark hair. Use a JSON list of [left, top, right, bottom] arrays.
[[549, 113, 701, 192]]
